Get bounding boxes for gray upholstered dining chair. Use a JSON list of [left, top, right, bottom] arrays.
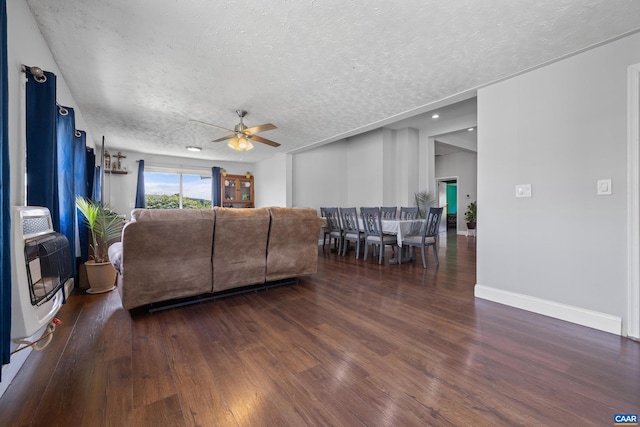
[[320, 207, 343, 254], [380, 206, 397, 219], [399, 206, 419, 220], [360, 207, 397, 264], [339, 207, 365, 259], [399, 207, 443, 268]]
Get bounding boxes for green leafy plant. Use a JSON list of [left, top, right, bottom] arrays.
[[464, 201, 477, 224], [415, 190, 435, 219], [76, 196, 124, 263]]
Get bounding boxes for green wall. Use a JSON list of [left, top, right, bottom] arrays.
[[447, 183, 457, 214]]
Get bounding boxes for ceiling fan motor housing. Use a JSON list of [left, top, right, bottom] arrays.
[[235, 110, 247, 132]]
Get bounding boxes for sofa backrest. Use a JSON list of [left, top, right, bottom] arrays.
[[212, 207, 271, 292], [131, 208, 215, 222], [266, 207, 322, 282], [120, 208, 216, 309]]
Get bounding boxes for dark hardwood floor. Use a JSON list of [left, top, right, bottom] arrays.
[[1, 232, 639, 426]]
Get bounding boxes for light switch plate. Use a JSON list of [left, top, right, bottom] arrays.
[[597, 179, 612, 195], [515, 184, 532, 198]]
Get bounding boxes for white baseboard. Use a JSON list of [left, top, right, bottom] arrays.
[[474, 284, 622, 335]]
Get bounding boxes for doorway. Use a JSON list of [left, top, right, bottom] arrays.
[[437, 177, 458, 233]]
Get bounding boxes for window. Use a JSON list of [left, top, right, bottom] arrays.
[[144, 170, 212, 209]]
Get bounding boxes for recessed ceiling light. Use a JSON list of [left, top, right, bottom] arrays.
[[468, 127, 474, 131], [431, 114, 439, 119], [186, 146, 202, 152]]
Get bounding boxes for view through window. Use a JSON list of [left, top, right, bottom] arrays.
[[144, 171, 212, 209]]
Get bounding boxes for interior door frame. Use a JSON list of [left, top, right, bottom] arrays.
[[436, 176, 458, 232], [627, 63, 640, 339]]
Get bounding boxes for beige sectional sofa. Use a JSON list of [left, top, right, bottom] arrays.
[[108, 207, 322, 310]]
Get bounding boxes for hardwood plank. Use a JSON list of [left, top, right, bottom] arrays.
[[133, 394, 185, 427], [158, 308, 236, 426], [131, 313, 176, 409], [0, 291, 84, 426]]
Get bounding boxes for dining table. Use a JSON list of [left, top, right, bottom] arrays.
[[357, 218, 424, 247], [320, 216, 424, 246], [319, 216, 424, 263]]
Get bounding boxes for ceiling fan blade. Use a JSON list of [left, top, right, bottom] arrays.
[[189, 119, 235, 133], [243, 123, 277, 134], [248, 134, 281, 147], [212, 134, 234, 142]]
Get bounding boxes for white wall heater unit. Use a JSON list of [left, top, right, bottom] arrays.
[[10, 206, 74, 340]]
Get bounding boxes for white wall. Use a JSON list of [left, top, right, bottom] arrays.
[[293, 139, 348, 212], [394, 128, 420, 207], [435, 151, 478, 231], [254, 153, 291, 207], [347, 129, 385, 209], [476, 32, 640, 334], [293, 120, 476, 213]]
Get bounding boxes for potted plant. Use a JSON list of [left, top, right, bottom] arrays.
[[76, 196, 124, 293], [465, 201, 477, 229], [245, 171, 252, 178], [414, 190, 435, 219]]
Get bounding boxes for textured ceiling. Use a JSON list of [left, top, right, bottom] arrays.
[[25, 0, 640, 162]]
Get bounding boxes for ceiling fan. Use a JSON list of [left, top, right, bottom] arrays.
[[191, 110, 280, 151]]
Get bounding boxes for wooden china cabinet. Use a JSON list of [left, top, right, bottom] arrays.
[[221, 174, 254, 208]]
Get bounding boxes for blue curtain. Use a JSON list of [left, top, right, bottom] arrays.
[[26, 70, 58, 226], [1, 0, 11, 377], [135, 160, 146, 208], [74, 131, 89, 263], [212, 166, 221, 207], [56, 106, 76, 276]]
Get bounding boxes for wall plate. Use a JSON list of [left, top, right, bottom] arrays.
[[515, 184, 532, 198], [597, 179, 612, 195]]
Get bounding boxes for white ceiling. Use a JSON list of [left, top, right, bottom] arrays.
[[25, 0, 640, 163]]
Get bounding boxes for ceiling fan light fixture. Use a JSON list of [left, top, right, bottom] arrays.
[[227, 136, 253, 151], [194, 109, 280, 151]]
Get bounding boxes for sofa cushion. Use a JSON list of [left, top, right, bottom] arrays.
[[212, 207, 270, 292], [118, 209, 215, 309], [266, 207, 322, 281]]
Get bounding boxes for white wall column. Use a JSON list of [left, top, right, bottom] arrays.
[[392, 127, 420, 207], [627, 63, 640, 339]]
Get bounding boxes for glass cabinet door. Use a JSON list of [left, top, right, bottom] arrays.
[[224, 179, 236, 201], [239, 179, 252, 202]]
